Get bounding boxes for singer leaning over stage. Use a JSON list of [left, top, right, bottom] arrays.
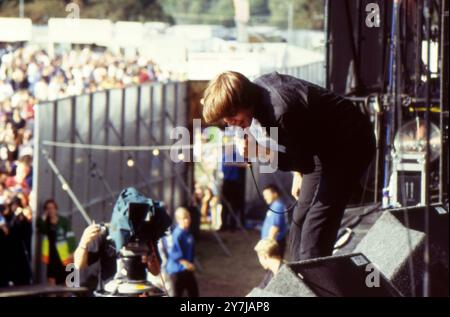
[[201, 71, 376, 261]]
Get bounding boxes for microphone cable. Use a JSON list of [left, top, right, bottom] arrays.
[[247, 161, 299, 215]]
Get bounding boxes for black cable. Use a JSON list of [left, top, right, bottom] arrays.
[[248, 162, 298, 215], [344, 0, 363, 93]]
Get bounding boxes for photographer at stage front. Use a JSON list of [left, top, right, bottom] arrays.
[[73, 187, 171, 295], [202, 71, 376, 262], [74, 222, 161, 291]]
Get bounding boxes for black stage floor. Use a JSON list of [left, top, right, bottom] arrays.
[[334, 203, 383, 255]]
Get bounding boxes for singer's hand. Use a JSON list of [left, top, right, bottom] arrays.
[[236, 136, 249, 159], [291, 172, 303, 199], [238, 131, 259, 160]]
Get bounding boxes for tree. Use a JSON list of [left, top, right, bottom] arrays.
[[251, 0, 270, 16], [0, 0, 323, 28], [160, 0, 235, 25], [268, 0, 323, 30], [80, 0, 170, 22], [209, 0, 235, 25], [0, 0, 171, 23]]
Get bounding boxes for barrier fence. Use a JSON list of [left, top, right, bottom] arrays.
[[31, 81, 190, 280], [30, 62, 325, 280], [262, 61, 326, 87]]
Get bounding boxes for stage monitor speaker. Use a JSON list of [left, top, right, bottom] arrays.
[[261, 253, 402, 297], [247, 287, 287, 297], [355, 204, 449, 297]]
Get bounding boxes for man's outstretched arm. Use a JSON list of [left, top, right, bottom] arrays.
[[74, 223, 101, 269]]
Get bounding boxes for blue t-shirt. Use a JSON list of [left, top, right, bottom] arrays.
[[221, 151, 244, 182], [261, 200, 287, 241], [165, 226, 195, 275]]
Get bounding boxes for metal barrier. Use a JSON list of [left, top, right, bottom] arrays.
[[261, 60, 326, 87], [30, 62, 324, 280], [31, 82, 189, 279]]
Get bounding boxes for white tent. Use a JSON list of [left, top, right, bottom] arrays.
[[0, 18, 32, 42]]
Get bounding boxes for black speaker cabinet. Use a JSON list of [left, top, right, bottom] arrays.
[[258, 253, 402, 297], [355, 205, 449, 296]]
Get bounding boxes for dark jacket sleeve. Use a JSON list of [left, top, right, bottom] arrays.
[[87, 250, 100, 266], [37, 217, 47, 234], [255, 73, 316, 174], [276, 112, 316, 174], [271, 75, 314, 174], [86, 233, 107, 266]]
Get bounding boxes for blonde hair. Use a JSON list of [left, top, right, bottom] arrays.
[[254, 239, 281, 258], [175, 207, 190, 221], [202, 71, 257, 123]]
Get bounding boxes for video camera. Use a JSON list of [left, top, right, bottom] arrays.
[[95, 187, 172, 297]]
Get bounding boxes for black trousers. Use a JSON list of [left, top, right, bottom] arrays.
[[47, 256, 67, 284], [221, 179, 245, 229], [278, 238, 287, 258], [288, 132, 376, 262], [170, 270, 199, 297]]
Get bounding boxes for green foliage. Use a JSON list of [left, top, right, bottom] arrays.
[[159, 0, 233, 25], [251, 0, 269, 15], [79, 0, 170, 22], [0, 0, 171, 23], [0, 0, 66, 23], [0, 0, 323, 29], [268, 0, 323, 29]]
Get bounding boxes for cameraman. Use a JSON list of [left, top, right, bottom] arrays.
[[74, 222, 161, 291]]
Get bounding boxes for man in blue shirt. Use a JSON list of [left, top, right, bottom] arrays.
[[261, 184, 287, 257], [166, 207, 199, 297]]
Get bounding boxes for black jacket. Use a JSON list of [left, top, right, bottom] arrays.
[[253, 72, 374, 174]]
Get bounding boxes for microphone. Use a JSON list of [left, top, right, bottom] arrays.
[[222, 131, 254, 167]]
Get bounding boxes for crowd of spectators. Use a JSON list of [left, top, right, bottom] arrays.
[[0, 43, 288, 294], [0, 44, 168, 287]]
